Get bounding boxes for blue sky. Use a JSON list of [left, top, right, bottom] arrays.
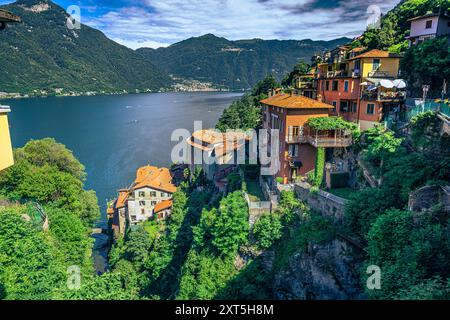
[[0, 0, 401, 49]]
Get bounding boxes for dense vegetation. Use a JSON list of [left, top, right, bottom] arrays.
[[401, 37, 450, 97], [0, 138, 137, 299], [137, 34, 350, 90], [0, 0, 172, 95], [345, 115, 450, 299], [353, 0, 449, 52], [216, 75, 279, 131]]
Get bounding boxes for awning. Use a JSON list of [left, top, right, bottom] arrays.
[[393, 79, 407, 89], [366, 78, 407, 89], [379, 79, 395, 88]]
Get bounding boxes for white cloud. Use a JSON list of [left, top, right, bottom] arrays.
[[82, 0, 401, 49]]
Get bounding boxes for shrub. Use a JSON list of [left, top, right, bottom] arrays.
[[253, 214, 283, 249]]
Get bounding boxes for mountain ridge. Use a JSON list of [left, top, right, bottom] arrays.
[[0, 0, 172, 95], [137, 34, 351, 90]]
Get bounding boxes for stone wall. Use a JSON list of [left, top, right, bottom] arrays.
[[408, 185, 450, 212], [294, 182, 347, 223]]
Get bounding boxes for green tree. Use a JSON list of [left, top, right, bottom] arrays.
[[401, 37, 450, 97], [210, 191, 249, 256], [253, 214, 283, 249]]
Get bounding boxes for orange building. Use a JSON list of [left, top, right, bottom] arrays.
[[317, 48, 405, 130], [261, 93, 352, 184]]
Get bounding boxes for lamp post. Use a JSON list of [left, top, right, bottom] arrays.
[[422, 85, 430, 113]]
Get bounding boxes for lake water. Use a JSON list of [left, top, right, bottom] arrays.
[[3, 92, 242, 220]]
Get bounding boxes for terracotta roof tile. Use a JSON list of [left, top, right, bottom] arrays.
[[260, 94, 334, 109], [154, 200, 173, 213], [115, 191, 129, 209], [133, 165, 177, 193], [349, 49, 401, 60]]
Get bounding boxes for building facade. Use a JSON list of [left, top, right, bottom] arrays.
[[261, 94, 352, 184], [0, 11, 20, 172], [186, 129, 250, 189], [407, 10, 450, 46], [0, 106, 14, 172], [109, 165, 176, 237], [317, 48, 405, 130]]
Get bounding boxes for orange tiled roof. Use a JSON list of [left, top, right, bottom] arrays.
[[115, 190, 129, 209], [350, 47, 366, 52], [154, 199, 173, 213], [133, 165, 177, 193], [260, 94, 334, 109], [349, 49, 401, 60], [187, 129, 250, 153]]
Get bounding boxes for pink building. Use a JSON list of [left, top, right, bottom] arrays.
[[407, 10, 450, 46]]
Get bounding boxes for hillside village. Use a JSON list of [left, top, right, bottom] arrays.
[[0, 0, 449, 301], [106, 7, 450, 245]]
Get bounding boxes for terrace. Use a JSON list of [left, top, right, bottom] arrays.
[[286, 117, 355, 148]]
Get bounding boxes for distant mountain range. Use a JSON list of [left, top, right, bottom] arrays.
[[0, 0, 172, 95], [0, 0, 351, 95], [137, 34, 351, 90]]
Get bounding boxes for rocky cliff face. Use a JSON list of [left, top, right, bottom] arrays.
[[273, 239, 365, 300]]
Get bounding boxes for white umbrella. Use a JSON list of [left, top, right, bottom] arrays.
[[360, 82, 369, 86], [379, 79, 395, 88], [393, 79, 407, 89]]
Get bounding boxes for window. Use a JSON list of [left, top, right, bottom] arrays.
[[131, 215, 137, 222], [332, 80, 339, 91], [332, 101, 337, 112], [344, 81, 349, 92], [288, 144, 299, 157], [288, 126, 302, 140], [327, 65, 332, 72], [372, 59, 380, 71], [161, 192, 165, 197], [425, 20, 432, 29], [340, 101, 349, 112], [367, 103, 375, 115], [352, 101, 358, 113], [325, 81, 330, 91], [353, 60, 361, 76], [150, 191, 157, 197], [138, 191, 145, 197], [321, 80, 325, 91], [139, 201, 145, 206], [151, 201, 157, 206]]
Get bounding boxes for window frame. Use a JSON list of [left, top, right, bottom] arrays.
[[367, 103, 375, 115]]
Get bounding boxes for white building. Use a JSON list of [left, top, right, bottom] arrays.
[[407, 10, 450, 46], [109, 165, 176, 237]]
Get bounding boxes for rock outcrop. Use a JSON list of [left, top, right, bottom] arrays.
[[273, 239, 365, 300]]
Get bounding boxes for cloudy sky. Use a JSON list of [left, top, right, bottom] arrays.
[[1, 0, 401, 49]]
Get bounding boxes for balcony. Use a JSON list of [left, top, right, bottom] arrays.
[[362, 90, 406, 102], [325, 70, 348, 78], [286, 134, 352, 148], [368, 70, 392, 78]]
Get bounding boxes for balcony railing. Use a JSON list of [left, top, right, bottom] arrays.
[[286, 134, 352, 148], [368, 71, 392, 78], [362, 90, 406, 101], [325, 70, 348, 78]]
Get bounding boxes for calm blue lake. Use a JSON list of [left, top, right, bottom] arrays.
[[3, 92, 242, 221]]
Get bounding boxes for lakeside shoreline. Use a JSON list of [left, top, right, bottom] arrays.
[[0, 87, 246, 101]]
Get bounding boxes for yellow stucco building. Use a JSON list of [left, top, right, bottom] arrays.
[[0, 106, 14, 171]]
